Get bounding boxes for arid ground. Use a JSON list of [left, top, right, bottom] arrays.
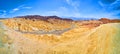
[[0, 16, 120, 54]]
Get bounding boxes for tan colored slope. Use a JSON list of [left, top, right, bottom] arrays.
[[0, 23, 120, 54], [46, 23, 120, 54], [1, 18, 72, 32], [0, 22, 52, 54]]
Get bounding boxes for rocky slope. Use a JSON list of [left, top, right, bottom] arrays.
[[1, 16, 120, 33], [0, 15, 120, 54], [0, 22, 120, 54], [1, 15, 74, 32]]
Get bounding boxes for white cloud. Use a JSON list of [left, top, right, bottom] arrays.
[[9, 5, 32, 13], [98, 1, 105, 7], [23, 7, 32, 9], [13, 8, 19, 11], [10, 8, 20, 13]]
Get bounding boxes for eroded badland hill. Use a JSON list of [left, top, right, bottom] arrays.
[[0, 15, 120, 54]]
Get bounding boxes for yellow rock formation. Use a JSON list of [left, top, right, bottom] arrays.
[[1, 18, 72, 32], [0, 18, 120, 54]]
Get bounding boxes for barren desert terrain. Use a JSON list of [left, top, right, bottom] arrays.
[[0, 16, 120, 54]]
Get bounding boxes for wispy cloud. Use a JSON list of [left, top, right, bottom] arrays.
[[107, 0, 120, 18], [10, 8, 20, 13], [66, 0, 79, 7], [98, 0, 120, 18], [42, 6, 81, 17], [98, 1, 105, 7], [0, 10, 6, 17], [22, 7, 32, 9], [110, 0, 120, 10], [65, 0, 81, 17], [9, 5, 32, 13], [66, 0, 79, 11], [9, 5, 24, 13]]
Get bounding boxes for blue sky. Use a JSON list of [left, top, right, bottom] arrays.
[[0, 0, 120, 19]]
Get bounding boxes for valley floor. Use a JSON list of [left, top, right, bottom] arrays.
[[0, 22, 120, 54]]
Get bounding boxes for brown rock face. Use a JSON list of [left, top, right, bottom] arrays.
[[99, 18, 120, 23], [99, 18, 111, 23], [15, 15, 73, 22]]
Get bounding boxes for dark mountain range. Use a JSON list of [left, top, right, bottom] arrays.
[[15, 15, 73, 21], [13, 15, 120, 23]]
